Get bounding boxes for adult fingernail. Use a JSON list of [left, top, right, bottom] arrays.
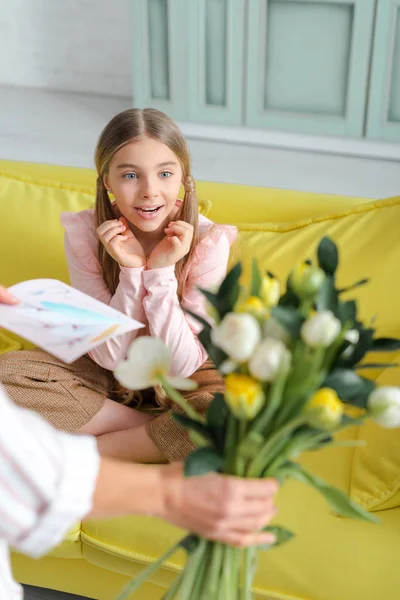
[[261, 534, 276, 545], [267, 478, 279, 492]]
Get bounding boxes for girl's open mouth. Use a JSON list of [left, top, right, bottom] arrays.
[[134, 206, 163, 220]]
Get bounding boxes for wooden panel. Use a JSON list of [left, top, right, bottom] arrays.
[[131, 0, 187, 119], [186, 0, 245, 124], [366, 0, 400, 142], [246, 0, 376, 137]]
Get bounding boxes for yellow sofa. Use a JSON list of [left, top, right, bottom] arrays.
[[1, 160, 399, 600]]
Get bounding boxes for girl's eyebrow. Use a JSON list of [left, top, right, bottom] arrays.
[[116, 161, 178, 169]]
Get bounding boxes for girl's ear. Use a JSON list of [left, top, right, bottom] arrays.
[[103, 174, 110, 190]]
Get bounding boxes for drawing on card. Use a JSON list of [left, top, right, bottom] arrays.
[[0, 279, 144, 364]]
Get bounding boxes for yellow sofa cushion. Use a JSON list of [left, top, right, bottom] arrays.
[[0, 332, 22, 355], [236, 197, 400, 338], [350, 352, 400, 512]]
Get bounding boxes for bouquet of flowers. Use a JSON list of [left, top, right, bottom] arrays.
[[114, 236, 400, 600]]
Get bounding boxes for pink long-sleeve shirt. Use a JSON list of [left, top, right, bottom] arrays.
[[60, 210, 237, 377]]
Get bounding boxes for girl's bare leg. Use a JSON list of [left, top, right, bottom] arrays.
[[77, 398, 154, 436]]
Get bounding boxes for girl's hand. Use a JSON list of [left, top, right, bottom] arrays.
[[0, 285, 19, 305], [97, 217, 146, 268], [147, 221, 194, 270]]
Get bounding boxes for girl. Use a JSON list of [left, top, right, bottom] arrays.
[[0, 108, 237, 463]]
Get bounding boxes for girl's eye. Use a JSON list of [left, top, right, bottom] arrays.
[[160, 171, 172, 178], [123, 172, 137, 180]]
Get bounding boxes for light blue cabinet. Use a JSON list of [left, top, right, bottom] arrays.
[[131, 0, 400, 141], [366, 0, 400, 141], [245, 0, 376, 137], [131, 0, 188, 120], [185, 0, 246, 125]]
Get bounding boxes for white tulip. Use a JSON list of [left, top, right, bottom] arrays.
[[344, 329, 360, 345], [264, 317, 291, 346], [368, 386, 400, 428], [114, 337, 197, 391], [249, 338, 291, 382], [301, 311, 341, 348], [211, 313, 261, 362]]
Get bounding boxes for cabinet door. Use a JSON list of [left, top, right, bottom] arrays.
[[131, 0, 188, 119], [185, 0, 246, 124], [366, 0, 400, 141], [245, 0, 376, 137]]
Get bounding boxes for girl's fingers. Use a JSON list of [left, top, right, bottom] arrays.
[[165, 224, 186, 235], [168, 220, 192, 229], [101, 224, 126, 244], [109, 235, 128, 247], [97, 219, 124, 237]]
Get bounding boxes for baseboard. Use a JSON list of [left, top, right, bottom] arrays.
[[178, 122, 400, 162]]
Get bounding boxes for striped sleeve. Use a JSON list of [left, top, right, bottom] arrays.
[[0, 384, 99, 558]]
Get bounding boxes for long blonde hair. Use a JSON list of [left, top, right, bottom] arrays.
[[94, 108, 198, 300]]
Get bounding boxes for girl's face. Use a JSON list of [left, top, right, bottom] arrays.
[[104, 137, 183, 233]]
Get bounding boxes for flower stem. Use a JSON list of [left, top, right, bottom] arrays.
[[224, 413, 239, 474], [159, 376, 202, 422], [189, 541, 212, 600], [246, 417, 305, 478], [114, 540, 182, 600], [222, 545, 237, 600], [203, 542, 224, 600], [251, 368, 288, 436], [178, 538, 207, 600], [240, 546, 256, 600]]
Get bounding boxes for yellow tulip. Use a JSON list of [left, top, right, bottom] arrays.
[[225, 373, 265, 421], [235, 296, 269, 319], [261, 274, 281, 308], [305, 387, 344, 430]]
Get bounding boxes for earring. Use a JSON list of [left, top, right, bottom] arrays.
[[107, 190, 115, 202]]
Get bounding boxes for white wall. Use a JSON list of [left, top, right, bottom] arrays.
[[0, 0, 131, 97]]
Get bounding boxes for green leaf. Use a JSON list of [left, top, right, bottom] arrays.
[[323, 368, 376, 408], [259, 525, 295, 550], [271, 306, 304, 337], [317, 237, 339, 276], [219, 262, 242, 298], [206, 393, 228, 429], [337, 300, 356, 325], [338, 327, 375, 368], [198, 289, 220, 313], [184, 447, 224, 477], [206, 393, 228, 453], [216, 263, 242, 317], [250, 257, 263, 298], [237, 430, 265, 460], [280, 463, 379, 524], [370, 337, 400, 352], [172, 413, 216, 445], [278, 288, 300, 308], [338, 278, 369, 294], [316, 275, 338, 313]]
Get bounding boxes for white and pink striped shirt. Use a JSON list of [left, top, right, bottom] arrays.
[[0, 384, 100, 599]]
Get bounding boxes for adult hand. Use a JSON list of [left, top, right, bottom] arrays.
[[147, 221, 193, 270], [158, 463, 278, 547], [97, 217, 146, 268], [0, 285, 19, 305]]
